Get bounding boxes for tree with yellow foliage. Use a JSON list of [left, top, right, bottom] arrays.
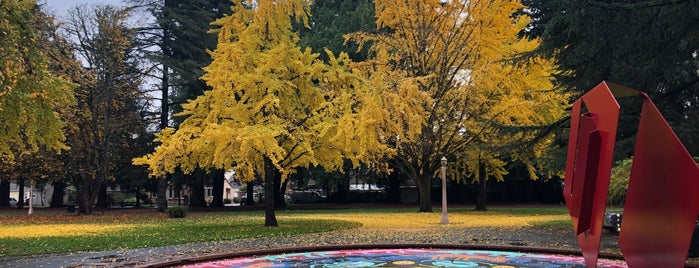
[[349, 0, 568, 211], [135, 0, 391, 226], [0, 0, 75, 161]]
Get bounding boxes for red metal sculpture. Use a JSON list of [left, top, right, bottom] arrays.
[[565, 82, 620, 266], [565, 81, 699, 267]]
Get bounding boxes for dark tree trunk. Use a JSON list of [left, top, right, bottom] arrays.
[[135, 187, 141, 208], [17, 179, 25, 209], [0, 180, 10, 207], [157, 176, 168, 211], [78, 187, 92, 214], [475, 161, 488, 211], [335, 173, 349, 204], [175, 185, 181, 206], [50, 181, 66, 208], [190, 172, 206, 207], [386, 172, 401, 203], [74, 175, 100, 215], [274, 171, 286, 208], [96, 182, 108, 208], [74, 176, 97, 215], [245, 181, 255, 206], [263, 157, 278, 227], [417, 173, 433, 212], [210, 170, 224, 207], [157, 51, 170, 212]]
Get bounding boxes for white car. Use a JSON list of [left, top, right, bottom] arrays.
[[9, 197, 17, 207]]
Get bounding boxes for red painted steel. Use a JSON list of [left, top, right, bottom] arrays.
[[566, 81, 699, 267], [564, 82, 620, 267], [571, 113, 602, 235], [618, 93, 699, 268]]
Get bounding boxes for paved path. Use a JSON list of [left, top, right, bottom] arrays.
[[0, 226, 623, 267]]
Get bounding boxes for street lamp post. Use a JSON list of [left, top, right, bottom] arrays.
[[440, 156, 449, 224], [28, 183, 34, 215]]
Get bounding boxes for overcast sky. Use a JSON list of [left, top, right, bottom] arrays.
[[41, 0, 125, 17]]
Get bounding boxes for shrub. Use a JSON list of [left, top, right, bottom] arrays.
[[608, 158, 632, 206], [167, 206, 188, 218], [223, 198, 232, 204], [233, 197, 241, 203]]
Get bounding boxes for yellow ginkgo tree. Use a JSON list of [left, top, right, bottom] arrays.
[[349, 0, 569, 211], [134, 0, 391, 226]]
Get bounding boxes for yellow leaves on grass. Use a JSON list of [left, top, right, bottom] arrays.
[[288, 211, 568, 229], [0, 224, 135, 238]]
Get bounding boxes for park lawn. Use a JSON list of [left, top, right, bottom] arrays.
[[279, 207, 570, 228], [0, 206, 570, 257]]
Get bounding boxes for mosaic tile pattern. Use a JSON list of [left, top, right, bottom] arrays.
[[184, 248, 627, 267]]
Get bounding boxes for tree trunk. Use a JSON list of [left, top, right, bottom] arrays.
[[189, 171, 207, 207], [157, 47, 170, 212], [75, 177, 97, 215], [79, 187, 93, 214], [135, 187, 141, 208], [274, 171, 286, 208], [96, 182, 108, 208], [210, 170, 224, 207], [175, 185, 181, 206], [263, 156, 278, 227], [157, 176, 168, 211], [0, 180, 10, 207], [245, 181, 255, 206], [386, 172, 401, 203], [335, 172, 349, 204], [475, 161, 488, 211], [50, 181, 66, 208], [417, 173, 433, 212], [74, 177, 101, 215], [17, 179, 25, 209]]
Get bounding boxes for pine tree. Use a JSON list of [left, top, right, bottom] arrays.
[[525, 0, 699, 156], [296, 0, 376, 62], [129, 0, 230, 210]]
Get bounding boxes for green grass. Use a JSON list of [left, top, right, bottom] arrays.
[[0, 212, 358, 257], [530, 218, 573, 228], [0, 206, 571, 257]]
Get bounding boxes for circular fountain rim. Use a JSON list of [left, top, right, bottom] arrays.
[[143, 243, 625, 268]]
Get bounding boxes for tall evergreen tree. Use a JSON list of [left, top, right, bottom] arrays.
[[296, 0, 376, 62], [130, 0, 230, 210], [293, 0, 378, 203], [525, 0, 699, 157]]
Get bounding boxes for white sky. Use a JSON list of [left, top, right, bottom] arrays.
[[41, 0, 125, 17]]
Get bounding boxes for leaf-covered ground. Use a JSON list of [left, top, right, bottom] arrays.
[[0, 206, 696, 267]]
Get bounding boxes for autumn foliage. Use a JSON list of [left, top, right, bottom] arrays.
[[346, 0, 569, 211], [135, 0, 569, 215]]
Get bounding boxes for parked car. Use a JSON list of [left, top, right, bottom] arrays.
[[603, 212, 622, 233], [289, 191, 324, 204], [603, 211, 699, 234], [9, 197, 17, 207]]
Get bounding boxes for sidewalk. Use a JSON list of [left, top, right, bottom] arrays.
[[0, 225, 619, 268]]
